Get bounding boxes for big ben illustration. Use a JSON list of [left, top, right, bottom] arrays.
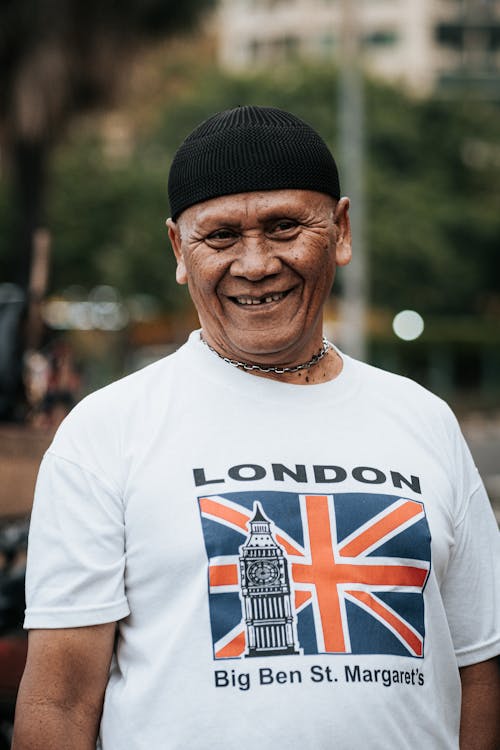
[[239, 502, 300, 657]]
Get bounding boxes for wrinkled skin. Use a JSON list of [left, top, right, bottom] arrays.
[[167, 189, 352, 384]]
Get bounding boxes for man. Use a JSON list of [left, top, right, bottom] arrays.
[[13, 106, 500, 749]]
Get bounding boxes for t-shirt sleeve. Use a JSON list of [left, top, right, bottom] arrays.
[[439, 424, 500, 667], [24, 450, 130, 628]]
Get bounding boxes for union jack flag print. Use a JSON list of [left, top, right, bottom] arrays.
[[198, 491, 431, 659]]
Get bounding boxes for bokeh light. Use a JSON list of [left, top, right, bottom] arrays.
[[392, 310, 425, 341]]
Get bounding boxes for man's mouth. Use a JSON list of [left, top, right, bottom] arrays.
[[230, 290, 290, 306]]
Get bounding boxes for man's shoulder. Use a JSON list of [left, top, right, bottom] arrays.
[[350, 355, 456, 424], [49, 347, 184, 460]]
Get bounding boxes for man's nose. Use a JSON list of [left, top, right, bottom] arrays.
[[229, 236, 282, 280]]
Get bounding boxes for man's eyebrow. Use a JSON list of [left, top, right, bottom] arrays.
[[260, 210, 302, 222], [190, 214, 242, 230], [202, 208, 302, 223]]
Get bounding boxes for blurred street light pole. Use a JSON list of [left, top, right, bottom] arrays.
[[337, 0, 367, 361]]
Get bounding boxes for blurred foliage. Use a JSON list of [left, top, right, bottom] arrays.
[[0, 0, 215, 287], [0, 0, 216, 138], [1, 41, 499, 319], [367, 87, 500, 317], [46, 134, 182, 307]]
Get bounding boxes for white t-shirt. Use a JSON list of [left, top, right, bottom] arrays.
[[25, 331, 500, 750]]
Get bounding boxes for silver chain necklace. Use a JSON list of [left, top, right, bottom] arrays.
[[200, 334, 331, 374]]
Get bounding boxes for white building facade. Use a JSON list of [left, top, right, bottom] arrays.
[[216, 0, 500, 95]]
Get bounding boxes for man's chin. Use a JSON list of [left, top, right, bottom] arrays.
[[223, 334, 311, 366]]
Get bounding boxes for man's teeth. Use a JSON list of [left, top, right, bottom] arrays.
[[236, 293, 285, 305]]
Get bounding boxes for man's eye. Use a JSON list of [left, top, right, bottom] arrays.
[[206, 229, 237, 243], [271, 220, 298, 234]]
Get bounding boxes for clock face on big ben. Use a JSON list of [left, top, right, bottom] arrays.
[[248, 561, 279, 585]]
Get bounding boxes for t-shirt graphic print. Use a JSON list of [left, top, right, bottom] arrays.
[[198, 491, 431, 660]]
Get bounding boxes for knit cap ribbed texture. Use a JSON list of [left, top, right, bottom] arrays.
[[168, 105, 340, 220]]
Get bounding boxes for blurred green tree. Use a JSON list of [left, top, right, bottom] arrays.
[[366, 84, 500, 318], [0, 0, 214, 288]]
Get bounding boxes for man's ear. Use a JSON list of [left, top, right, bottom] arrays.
[[166, 218, 187, 285], [333, 197, 352, 267]]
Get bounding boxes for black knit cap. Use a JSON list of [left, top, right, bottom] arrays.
[[168, 105, 340, 220]]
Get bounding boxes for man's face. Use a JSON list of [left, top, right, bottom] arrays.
[[168, 189, 351, 366]]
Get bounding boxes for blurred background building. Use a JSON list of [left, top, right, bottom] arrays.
[[217, 0, 500, 97]]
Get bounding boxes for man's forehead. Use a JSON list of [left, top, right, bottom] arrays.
[[178, 189, 335, 228]]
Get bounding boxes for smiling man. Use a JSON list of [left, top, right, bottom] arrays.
[[13, 106, 500, 750], [167, 188, 349, 383]]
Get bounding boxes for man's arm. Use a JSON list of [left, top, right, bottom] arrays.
[[459, 657, 500, 750], [12, 623, 116, 750]]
